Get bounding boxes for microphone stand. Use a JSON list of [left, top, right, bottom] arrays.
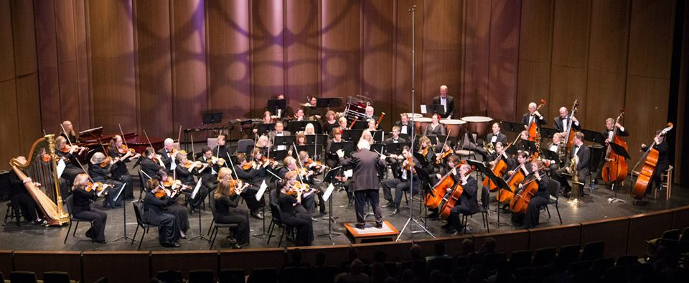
[[397, 5, 434, 241]]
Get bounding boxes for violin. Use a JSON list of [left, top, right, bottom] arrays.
[[99, 156, 114, 168], [85, 182, 109, 197], [305, 158, 324, 170], [183, 160, 205, 169], [241, 162, 254, 171], [119, 145, 136, 155], [209, 156, 226, 166], [258, 156, 277, 167], [404, 157, 415, 171], [159, 177, 187, 199], [435, 149, 453, 165], [286, 181, 311, 196], [420, 146, 429, 157]]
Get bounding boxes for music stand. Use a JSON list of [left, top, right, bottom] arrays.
[[385, 142, 410, 155], [540, 149, 560, 164], [370, 143, 384, 155], [318, 167, 343, 241], [539, 127, 559, 139], [328, 142, 354, 156], [287, 121, 312, 133], [519, 140, 537, 154], [581, 129, 606, 145], [351, 121, 368, 130], [256, 123, 275, 136], [606, 142, 631, 203], [502, 121, 525, 133], [202, 112, 223, 125], [316, 97, 342, 109], [268, 149, 288, 162], [413, 152, 429, 169], [421, 104, 443, 115], [371, 131, 385, 143], [342, 129, 363, 142], [111, 183, 132, 242], [292, 145, 323, 159], [468, 159, 511, 227], [267, 99, 286, 114], [306, 134, 328, 145], [273, 136, 295, 149]]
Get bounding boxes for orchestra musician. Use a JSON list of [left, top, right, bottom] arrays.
[[197, 146, 221, 191], [384, 126, 406, 144], [60, 120, 80, 144], [554, 106, 580, 133], [8, 160, 46, 225], [174, 152, 209, 210], [278, 156, 317, 215], [294, 108, 307, 121], [216, 168, 250, 245], [336, 140, 387, 229], [141, 147, 167, 183], [304, 123, 316, 135], [417, 136, 435, 171], [522, 102, 547, 129], [325, 128, 344, 168], [278, 171, 314, 246], [212, 134, 231, 163], [432, 85, 455, 118], [395, 113, 413, 135], [513, 160, 551, 229], [295, 132, 307, 146], [143, 179, 182, 247], [272, 93, 294, 118], [71, 173, 108, 243], [367, 119, 377, 132], [55, 136, 86, 193], [441, 164, 477, 235], [88, 152, 124, 208], [428, 155, 461, 218], [323, 110, 339, 135], [298, 151, 327, 216], [108, 135, 138, 200], [381, 146, 419, 216], [252, 111, 274, 135], [365, 106, 378, 122], [337, 117, 349, 130], [515, 131, 536, 155], [591, 118, 629, 189], [233, 153, 267, 219], [545, 133, 564, 175], [360, 130, 374, 146], [641, 131, 669, 195], [305, 96, 323, 120], [475, 122, 508, 161], [268, 121, 291, 151], [213, 177, 250, 249], [424, 114, 447, 137], [255, 135, 271, 156], [488, 142, 514, 168], [157, 138, 177, 171], [554, 132, 590, 196]]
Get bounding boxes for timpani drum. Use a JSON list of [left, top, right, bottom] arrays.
[[414, 117, 433, 135], [439, 119, 466, 139], [404, 113, 423, 119], [461, 116, 493, 137]]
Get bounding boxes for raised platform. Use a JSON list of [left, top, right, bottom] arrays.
[[344, 221, 399, 243]]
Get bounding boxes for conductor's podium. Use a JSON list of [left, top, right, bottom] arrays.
[[344, 221, 399, 243]]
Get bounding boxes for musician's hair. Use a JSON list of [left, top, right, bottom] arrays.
[[495, 142, 504, 148], [606, 118, 615, 124], [215, 180, 232, 200], [146, 178, 160, 191], [144, 147, 156, 157], [357, 139, 370, 150], [201, 146, 212, 154], [283, 156, 296, 167], [55, 136, 66, 147], [574, 131, 585, 141], [531, 159, 543, 168], [392, 126, 400, 132], [217, 133, 226, 141], [164, 138, 174, 146], [298, 151, 309, 160], [175, 152, 186, 161], [217, 167, 231, 181], [517, 150, 530, 159], [419, 136, 431, 145], [332, 128, 342, 135], [236, 153, 247, 163], [447, 155, 460, 165]]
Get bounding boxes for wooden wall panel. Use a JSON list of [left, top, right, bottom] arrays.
[[462, 0, 491, 117], [250, 0, 284, 117], [285, 0, 320, 105], [150, 251, 219, 279], [73, 0, 91, 129], [624, 0, 675, 162], [54, 0, 84, 129], [549, 0, 590, 122], [580, 217, 630, 258], [487, 0, 520, 120], [393, 0, 424, 123], [10, 0, 41, 153], [135, 0, 173, 137], [82, 251, 150, 283], [422, 0, 462, 112], [34, 0, 62, 134], [13, 251, 82, 281], [171, 0, 208, 132], [88, 0, 137, 133], [517, 0, 553, 122], [0, 0, 18, 167], [320, 0, 360, 104], [207, 0, 251, 119], [584, 0, 629, 129], [627, 211, 673, 257], [528, 224, 581, 251], [361, 0, 394, 127]]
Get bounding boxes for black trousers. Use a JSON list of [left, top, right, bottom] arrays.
[[74, 208, 108, 242], [282, 212, 313, 246], [156, 213, 180, 245], [524, 196, 549, 228], [354, 190, 382, 225], [240, 186, 265, 211], [215, 209, 250, 244], [164, 204, 189, 233], [10, 193, 39, 222]]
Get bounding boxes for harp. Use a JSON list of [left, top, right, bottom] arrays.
[[9, 134, 69, 226]]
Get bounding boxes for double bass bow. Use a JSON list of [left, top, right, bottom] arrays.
[[631, 123, 673, 200]]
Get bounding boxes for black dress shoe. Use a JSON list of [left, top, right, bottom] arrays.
[[355, 223, 366, 229], [95, 240, 107, 244], [375, 222, 383, 229], [251, 211, 264, 220], [85, 228, 93, 238], [224, 236, 238, 245], [163, 242, 181, 248]]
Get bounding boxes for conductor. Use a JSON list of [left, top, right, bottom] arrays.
[[337, 140, 386, 229]]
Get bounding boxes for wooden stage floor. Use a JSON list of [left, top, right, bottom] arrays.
[[1, 168, 687, 251]]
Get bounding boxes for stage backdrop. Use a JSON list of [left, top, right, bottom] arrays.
[[0, 0, 683, 179]]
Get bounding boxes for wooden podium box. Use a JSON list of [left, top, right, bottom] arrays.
[[344, 221, 399, 243]]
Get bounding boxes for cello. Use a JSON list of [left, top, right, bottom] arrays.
[[527, 99, 546, 142], [631, 123, 673, 200], [439, 167, 472, 220], [483, 135, 519, 191], [497, 162, 528, 204], [601, 109, 628, 184], [509, 165, 545, 214], [425, 160, 465, 209]]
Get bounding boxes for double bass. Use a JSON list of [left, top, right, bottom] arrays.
[[562, 99, 579, 157], [631, 123, 673, 200], [527, 99, 546, 142], [601, 109, 628, 184]]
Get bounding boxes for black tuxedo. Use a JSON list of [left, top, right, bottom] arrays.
[[522, 112, 547, 128], [447, 175, 479, 231], [432, 95, 455, 118], [141, 157, 165, 183], [553, 116, 580, 133], [157, 148, 175, 171], [395, 121, 413, 135], [339, 149, 386, 225], [485, 132, 508, 145]]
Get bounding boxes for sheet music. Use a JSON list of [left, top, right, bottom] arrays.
[[191, 179, 202, 199], [420, 105, 427, 114], [113, 183, 126, 202], [57, 160, 65, 179], [344, 169, 353, 178], [256, 180, 267, 201], [323, 183, 335, 201]]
